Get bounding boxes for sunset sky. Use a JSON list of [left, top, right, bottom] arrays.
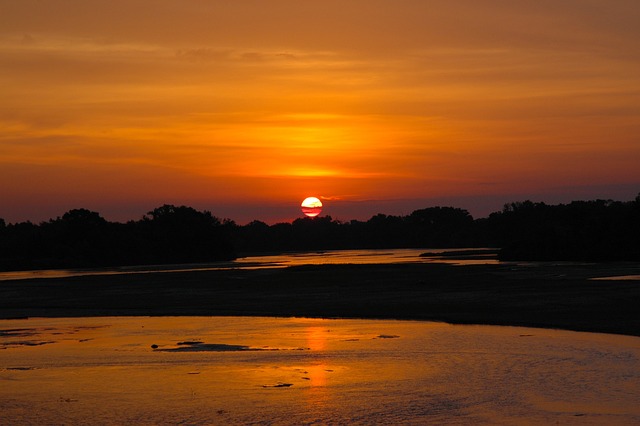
[[1, 1, 639, 224]]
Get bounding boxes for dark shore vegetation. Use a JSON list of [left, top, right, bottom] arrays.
[[0, 205, 236, 271], [1, 195, 639, 271]]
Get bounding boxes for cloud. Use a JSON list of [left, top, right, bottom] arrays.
[[175, 48, 232, 62], [174, 48, 301, 65], [20, 33, 36, 45]]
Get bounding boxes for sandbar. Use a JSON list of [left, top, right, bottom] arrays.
[[1, 261, 639, 336]]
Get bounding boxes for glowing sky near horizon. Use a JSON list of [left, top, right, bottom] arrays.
[[1, 1, 639, 223]]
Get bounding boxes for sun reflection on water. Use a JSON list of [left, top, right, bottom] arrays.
[[1, 317, 639, 424]]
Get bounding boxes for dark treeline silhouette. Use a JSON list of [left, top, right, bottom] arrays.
[[0, 195, 639, 270], [0, 205, 235, 271], [233, 206, 477, 252], [485, 197, 640, 261]]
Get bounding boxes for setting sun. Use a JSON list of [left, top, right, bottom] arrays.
[[301, 197, 323, 218]]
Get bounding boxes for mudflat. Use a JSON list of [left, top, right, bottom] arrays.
[[1, 261, 639, 336]]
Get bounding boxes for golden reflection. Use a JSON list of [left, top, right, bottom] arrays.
[[304, 326, 331, 410], [305, 363, 328, 388], [306, 326, 327, 352]]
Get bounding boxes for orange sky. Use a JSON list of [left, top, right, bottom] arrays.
[[1, 1, 639, 223]]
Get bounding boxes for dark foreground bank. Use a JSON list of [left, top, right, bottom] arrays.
[[1, 262, 639, 337]]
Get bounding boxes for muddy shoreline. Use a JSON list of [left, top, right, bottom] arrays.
[[1, 262, 639, 337]]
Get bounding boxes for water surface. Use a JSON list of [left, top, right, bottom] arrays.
[[0, 248, 497, 281], [1, 316, 638, 425]]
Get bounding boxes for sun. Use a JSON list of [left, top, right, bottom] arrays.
[[301, 197, 323, 217]]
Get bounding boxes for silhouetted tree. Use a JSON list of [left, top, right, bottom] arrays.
[[0, 221, 42, 270], [406, 207, 474, 247], [364, 214, 406, 247], [235, 220, 278, 252], [494, 198, 640, 261], [141, 205, 235, 263], [40, 208, 110, 267]]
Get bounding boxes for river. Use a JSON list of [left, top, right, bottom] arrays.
[[0, 248, 498, 281], [1, 316, 639, 425]]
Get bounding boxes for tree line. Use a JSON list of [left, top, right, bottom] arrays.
[[1, 195, 638, 271], [0, 205, 235, 271]]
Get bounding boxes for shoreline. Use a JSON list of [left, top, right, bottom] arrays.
[[1, 262, 639, 337]]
